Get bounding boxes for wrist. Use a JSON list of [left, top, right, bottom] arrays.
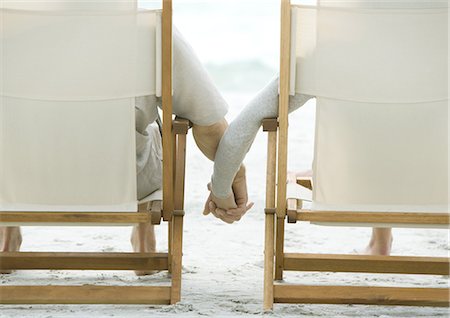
[[234, 165, 246, 180], [192, 119, 228, 161]]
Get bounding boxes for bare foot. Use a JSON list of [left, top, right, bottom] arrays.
[[130, 223, 157, 276], [360, 228, 393, 256], [362, 240, 392, 256], [0, 226, 23, 274]]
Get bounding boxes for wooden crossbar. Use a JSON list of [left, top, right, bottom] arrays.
[[0, 212, 150, 225], [0, 285, 171, 304], [297, 210, 450, 225], [283, 253, 450, 275], [0, 252, 168, 271], [273, 285, 450, 307]]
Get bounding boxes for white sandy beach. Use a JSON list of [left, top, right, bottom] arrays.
[[1, 93, 448, 318]]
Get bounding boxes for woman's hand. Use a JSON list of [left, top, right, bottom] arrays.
[[203, 166, 254, 224]]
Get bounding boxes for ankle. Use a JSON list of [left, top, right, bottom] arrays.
[[367, 244, 391, 256], [369, 235, 393, 247], [0, 227, 22, 252], [366, 237, 393, 256]]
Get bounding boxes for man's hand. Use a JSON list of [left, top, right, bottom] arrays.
[[203, 166, 254, 224], [203, 185, 238, 224]]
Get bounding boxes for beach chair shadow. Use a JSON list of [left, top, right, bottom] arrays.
[[0, 0, 188, 305], [263, 0, 449, 310]]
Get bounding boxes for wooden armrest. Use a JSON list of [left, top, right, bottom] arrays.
[[296, 210, 450, 226], [138, 201, 162, 225], [287, 198, 302, 223], [151, 201, 162, 225], [296, 177, 313, 190], [262, 118, 278, 132], [173, 117, 191, 134]]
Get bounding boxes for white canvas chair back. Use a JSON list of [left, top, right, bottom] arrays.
[[290, 0, 448, 215], [0, 0, 137, 11], [0, 1, 162, 211]]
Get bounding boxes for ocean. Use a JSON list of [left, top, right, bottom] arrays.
[[140, 0, 282, 93]]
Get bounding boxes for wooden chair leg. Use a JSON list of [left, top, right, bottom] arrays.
[[173, 129, 187, 211], [275, 216, 285, 280], [168, 220, 172, 273], [161, 0, 174, 223], [170, 212, 184, 304], [169, 119, 188, 303], [263, 121, 278, 309], [264, 209, 276, 310]]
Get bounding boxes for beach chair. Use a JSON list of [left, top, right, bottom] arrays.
[[0, 0, 188, 304], [263, 0, 449, 309]]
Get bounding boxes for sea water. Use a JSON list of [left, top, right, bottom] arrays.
[[140, 0, 280, 93]]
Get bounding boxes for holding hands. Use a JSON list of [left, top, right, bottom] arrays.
[[203, 165, 254, 224]]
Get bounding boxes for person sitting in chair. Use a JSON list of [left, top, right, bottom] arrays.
[[0, 27, 254, 275], [204, 78, 393, 256]]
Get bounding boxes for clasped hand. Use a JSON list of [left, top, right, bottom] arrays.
[[203, 167, 254, 224]]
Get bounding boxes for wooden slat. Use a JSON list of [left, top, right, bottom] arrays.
[[170, 214, 184, 304], [174, 133, 187, 211], [0, 285, 171, 304], [167, 124, 186, 298], [275, 217, 285, 280], [168, 220, 173, 273], [172, 129, 177, 206], [264, 213, 275, 310], [274, 285, 450, 307], [276, 0, 291, 219], [0, 212, 150, 224], [264, 130, 278, 310], [162, 0, 174, 221], [265, 131, 278, 210], [297, 210, 450, 225], [283, 253, 450, 275], [0, 252, 168, 271]]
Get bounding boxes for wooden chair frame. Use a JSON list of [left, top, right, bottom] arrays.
[[263, 0, 450, 310], [0, 0, 188, 305]]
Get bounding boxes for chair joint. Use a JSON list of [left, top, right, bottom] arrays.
[[172, 210, 185, 217], [287, 198, 299, 223], [173, 117, 191, 134], [265, 208, 276, 215], [150, 201, 162, 225], [287, 210, 298, 223], [262, 118, 278, 132]]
